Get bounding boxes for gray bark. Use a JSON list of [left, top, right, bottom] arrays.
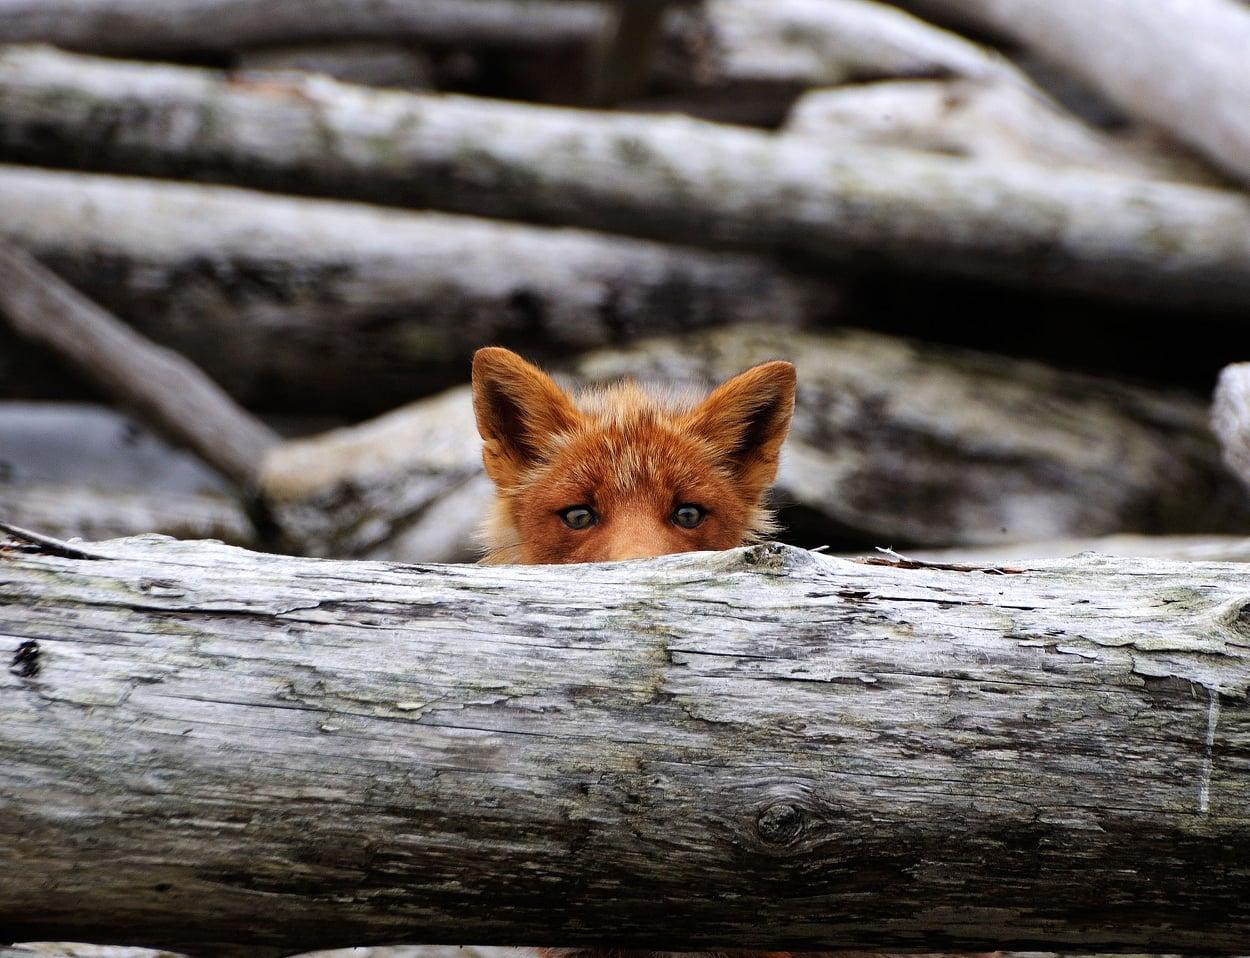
[[0, 165, 834, 415], [4, 49, 1250, 312], [784, 79, 1222, 185], [1, 531, 1248, 957], [904, 0, 1250, 186], [1213, 363, 1250, 495], [258, 325, 1250, 561]]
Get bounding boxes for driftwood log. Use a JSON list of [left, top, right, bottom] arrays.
[[0, 165, 834, 414], [905, 0, 1250, 186], [259, 325, 1250, 561], [784, 79, 1220, 185], [4, 49, 1250, 312], [1, 531, 1248, 956], [0, 0, 607, 53]]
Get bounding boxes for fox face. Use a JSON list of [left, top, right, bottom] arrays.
[[471, 347, 796, 564]]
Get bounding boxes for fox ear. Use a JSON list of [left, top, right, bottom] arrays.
[[472, 347, 580, 488], [687, 360, 796, 497]]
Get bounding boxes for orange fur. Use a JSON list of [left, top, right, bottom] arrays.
[[471, 347, 796, 565]]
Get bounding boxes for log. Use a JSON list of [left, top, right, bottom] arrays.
[[0, 165, 835, 415], [784, 79, 1222, 185], [4, 48, 1250, 312], [0, 484, 256, 549], [1213, 363, 1250, 495], [0, 0, 607, 54], [1, 531, 1248, 956], [258, 324, 1250, 560], [0, 241, 280, 489], [903, 0, 1250, 186]]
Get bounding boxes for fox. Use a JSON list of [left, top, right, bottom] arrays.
[[471, 346, 796, 566]]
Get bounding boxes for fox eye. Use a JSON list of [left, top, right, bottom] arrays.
[[672, 503, 705, 529], [559, 505, 597, 530]]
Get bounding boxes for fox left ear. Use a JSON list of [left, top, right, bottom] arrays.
[[686, 360, 796, 497], [472, 347, 581, 490]]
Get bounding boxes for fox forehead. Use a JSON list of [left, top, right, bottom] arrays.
[[539, 404, 724, 502]]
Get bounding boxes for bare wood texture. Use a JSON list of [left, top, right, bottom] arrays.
[[0, 165, 835, 415], [785, 79, 1221, 185], [1213, 363, 1250, 495], [1, 533, 1248, 956], [258, 325, 1250, 561], [0, 241, 279, 488], [904, 0, 1250, 185], [0, 0, 607, 53], [3, 51, 1250, 312]]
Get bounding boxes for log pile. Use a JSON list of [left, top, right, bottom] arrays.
[[1, 2, 1249, 951]]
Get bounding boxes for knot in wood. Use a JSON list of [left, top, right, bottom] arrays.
[[756, 802, 803, 845]]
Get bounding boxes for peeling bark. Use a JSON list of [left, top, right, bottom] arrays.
[[259, 325, 1250, 560], [0, 165, 834, 415], [4, 48, 1250, 311], [1, 533, 1248, 957]]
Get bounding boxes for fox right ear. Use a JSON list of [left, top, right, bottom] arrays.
[[472, 347, 580, 488]]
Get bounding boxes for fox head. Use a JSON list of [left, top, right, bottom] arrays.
[[471, 347, 796, 564]]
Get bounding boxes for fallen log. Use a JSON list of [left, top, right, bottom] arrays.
[[0, 0, 607, 54], [0, 484, 255, 549], [3, 48, 1250, 312], [259, 324, 1250, 560], [784, 79, 1221, 185], [903, 0, 1250, 186], [1, 531, 1247, 956], [0, 165, 834, 414], [0, 240, 280, 490]]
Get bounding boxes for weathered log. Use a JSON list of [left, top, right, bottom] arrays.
[[902, 0, 1250, 186], [785, 79, 1222, 185], [1, 531, 1248, 956], [3, 49, 1250, 312], [259, 324, 1250, 560], [0, 484, 255, 549], [1213, 362, 1250, 495], [0, 241, 279, 489], [0, 165, 834, 414], [0, 0, 607, 54]]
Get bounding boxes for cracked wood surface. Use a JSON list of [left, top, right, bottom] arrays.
[[1, 533, 1248, 956]]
